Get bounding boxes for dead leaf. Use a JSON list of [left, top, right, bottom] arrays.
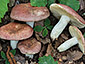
[[30, 61, 36, 64], [25, 60, 28, 64], [45, 44, 56, 57], [79, 0, 85, 10], [65, 60, 75, 64], [45, 44, 54, 56], [0, 44, 2, 51], [39, 45, 47, 57], [14, 54, 25, 64], [17, 61, 21, 64], [67, 51, 83, 61], [61, 34, 69, 40]]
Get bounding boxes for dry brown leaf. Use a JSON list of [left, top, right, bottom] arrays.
[[67, 51, 83, 61], [39, 45, 47, 57], [17, 61, 21, 64], [0, 44, 2, 51], [45, 44, 56, 57], [30, 61, 36, 64], [79, 0, 85, 10], [45, 44, 53, 56], [61, 34, 69, 40]]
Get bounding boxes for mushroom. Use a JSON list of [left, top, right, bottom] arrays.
[[18, 38, 41, 58], [0, 22, 33, 49], [57, 26, 85, 54], [50, 3, 85, 41], [10, 3, 50, 28]]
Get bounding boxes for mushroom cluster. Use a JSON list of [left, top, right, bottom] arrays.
[[0, 3, 50, 58], [50, 3, 85, 54], [50, 3, 85, 41], [0, 22, 33, 49]]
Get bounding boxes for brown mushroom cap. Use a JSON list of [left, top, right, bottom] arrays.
[[0, 22, 33, 40], [10, 3, 50, 22], [69, 26, 85, 54], [18, 38, 41, 54], [50, 3, 85, 28]]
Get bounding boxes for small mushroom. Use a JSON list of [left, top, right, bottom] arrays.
[[0, 22, 33, 49], [10, 3, 50, 28], [57, 26, 85, 54], [50, 3, 85, 41], [18, 38, 41, 58]]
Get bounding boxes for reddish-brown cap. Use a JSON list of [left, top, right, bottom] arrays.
[[50, 3, 85, 28], [0, 22, 33, 40], [18, 38, 41, 54], [69, 26, 85, 54], [10, 3, 50, 22]]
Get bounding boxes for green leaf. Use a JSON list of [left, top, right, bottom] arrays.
[[5, 60, 10, 64], [47, 25, 53, 30], [47, 0, 56, 8], [1, 51, 7, 60], [42, 28, 48, 37], [84, 33, 85, 38], [34, 25, 44, 32], [44, 18, 51, 26], [0, 0, 9, 22], [58, 0, 80, 11], [10, 49, 16, 56], [38, 55, 58, 64], [30, 0, 47, 7]]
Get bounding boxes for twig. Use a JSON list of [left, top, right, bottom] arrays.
[[9, 52, 17, 64], [6, 46, 13, 64]]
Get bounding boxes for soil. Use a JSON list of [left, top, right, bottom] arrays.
[[0, 0, 85, 64]]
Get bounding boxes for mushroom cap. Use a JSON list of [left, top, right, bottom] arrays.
[[10, 3, 50, 22], [0, 22, 33, 40], [69, 26, 85, 54], [50, 3, 85, 28], [18, 38, 41, 54]]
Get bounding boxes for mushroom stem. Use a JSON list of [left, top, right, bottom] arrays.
[[10, 40, 18, 49], [57, 37, 78, 52], [26, 22, 34, 28], [50, 15, 70, 41], [25, 54, 34, 58]]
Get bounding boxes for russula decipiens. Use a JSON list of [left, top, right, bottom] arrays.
[[0, 22, 33, 49], [57, 26, 85, 54], [50, 3, 85, 41], [18, 38, 41, 58], [10, 3, 50, 28]]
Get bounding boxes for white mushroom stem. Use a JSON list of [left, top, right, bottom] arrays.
[[10, 40, 18, 49], [50, 15, 70, 41], [25, 54, 34, 59], [57, 37, 78, 52], [26, 22, 34, 28]]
